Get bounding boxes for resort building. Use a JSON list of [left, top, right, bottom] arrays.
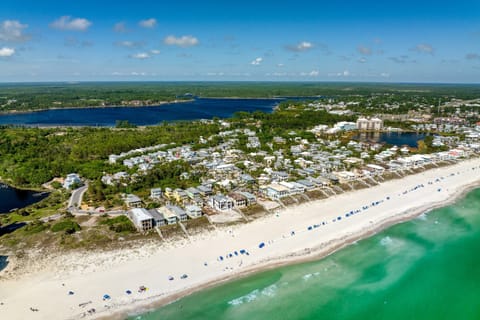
[[356, 117, 384, 131], [128, 208, 154, 232]]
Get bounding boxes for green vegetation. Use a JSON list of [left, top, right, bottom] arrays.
[[51, 219, 81, 234], [1, 82, 480, 112], [0, 122, 219, 187], [99, 215, 136, 233]]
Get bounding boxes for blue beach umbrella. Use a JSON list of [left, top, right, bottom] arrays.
[[258, 242, 265, 248]]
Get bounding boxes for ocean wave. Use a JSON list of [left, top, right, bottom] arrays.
[[417, 213, 428, 221], [380, 236, 393, 246], [228, 284, 278, 306]]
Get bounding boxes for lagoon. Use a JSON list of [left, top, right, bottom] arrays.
[[0, 98, 283, 127], [354, 132, 428, 148], [0, 183, 49, 214]]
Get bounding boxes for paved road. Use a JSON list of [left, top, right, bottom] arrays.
[[68, 183, 88, 208]]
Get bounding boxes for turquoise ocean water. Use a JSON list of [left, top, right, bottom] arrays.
[[129, 188, 480, 320]]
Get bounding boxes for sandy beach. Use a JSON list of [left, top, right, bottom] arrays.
[[1, 157, 480, 320]]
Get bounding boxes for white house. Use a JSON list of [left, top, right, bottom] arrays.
[[150, 188, 162, 200], [128, 208, 154, 232], [157, 206, 178, 225], [185, 205, 203, 218], [209, 195, 234, 211], [63, 173, 81, 189]]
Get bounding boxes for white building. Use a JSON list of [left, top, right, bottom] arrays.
[[185, 205, 203, 218], [128, 208, 154, 232], [356, 117, 384, 131], [150, 188, 162, 200], [63, 173, 81, 189]]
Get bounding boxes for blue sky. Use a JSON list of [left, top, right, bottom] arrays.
[[0, 0, 479, 82]]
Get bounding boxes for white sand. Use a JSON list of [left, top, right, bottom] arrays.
[[1, 158, 480, 320]]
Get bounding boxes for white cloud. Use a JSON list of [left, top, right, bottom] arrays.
[[357, 45, 372, 55], [164, 35, 199, 47], [139, 18, 157, 28], [130, 52, 151, 59], [277, 63, 284, 67], [0, 20, 29, 42], [50, 16, 92, 31], [250, 57, 263, 65], [309, 70, 319, 76], [113, 22, 127, 33], [150, 49, 160, 55], [0, 47, 15, 57], [286, 41, 314, 52], [358, 57, 367, 63], [412, 43, 434, 54], [116, 41, 144, 48]]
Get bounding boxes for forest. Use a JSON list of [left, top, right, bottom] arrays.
[[1, 82, 479, 112]]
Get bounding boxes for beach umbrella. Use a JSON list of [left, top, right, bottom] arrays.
[[258, 242, 265, 248], [126, 290, 132, 295], [103, 294, 110, 300], [240, 249, 246, 254], [308, 226, 313, 231], [68, 291, 74, 295]]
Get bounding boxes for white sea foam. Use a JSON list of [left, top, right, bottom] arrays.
[[228, 289, 259, 306], [228, 284, 278, 306], [380, 236, 393, 246], [303, 273, 313, 281], [417, 213, 428, 221]]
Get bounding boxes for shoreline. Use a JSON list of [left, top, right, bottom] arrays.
[[0, 99, 194, 115], [1, 158, 480, 320], [105, 178, 480, 320]]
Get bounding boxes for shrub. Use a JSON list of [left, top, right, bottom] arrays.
[[51, 220, 81, 234]]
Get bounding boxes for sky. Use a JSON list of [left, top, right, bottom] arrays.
[[0, 0, 479, 83]]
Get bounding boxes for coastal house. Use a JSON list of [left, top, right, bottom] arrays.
[[128, 208, 154, 232], [63, 173, 81, 189], [167, 205, 188, 222], [185, 204, 203, 219], [124, 194, 142, 208], [208, 195, 234, 211], [150, 188, 162, 200], [148, 208, 166, 227], [260, 183, 290, 200], [237, 191, 257, 205], [228, 192, 248, 208], [197, 185, 213, 197], [173, 188, 189, 203], [296, 179, 316, 191], [157, 206, 178, 225], [185, 187, 202, 201], [271, 171, 289, 182]]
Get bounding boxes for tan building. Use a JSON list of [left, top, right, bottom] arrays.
[[356, 117, 384, 131]]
